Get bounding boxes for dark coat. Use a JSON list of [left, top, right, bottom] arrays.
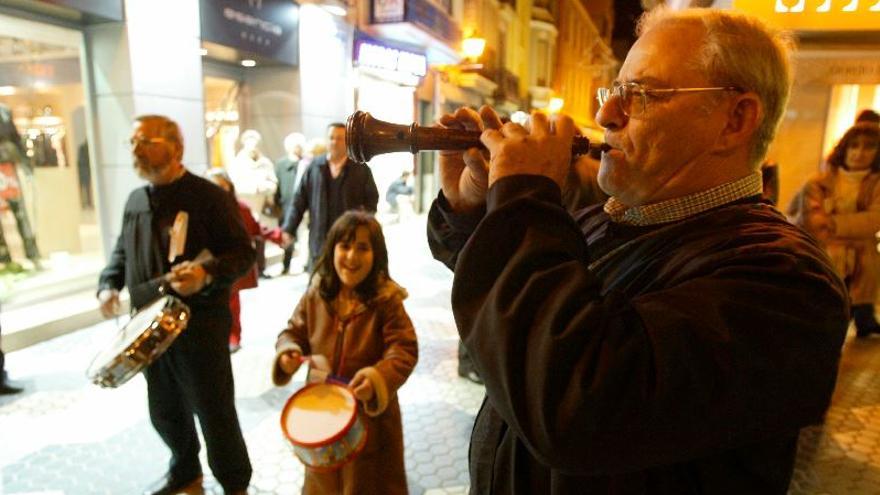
[[273, 277, 418, 495], [274, 156, 300, 210], [428, 175, 849, 494], [281, 155, 378, 270], [98, 171, 256, 312]]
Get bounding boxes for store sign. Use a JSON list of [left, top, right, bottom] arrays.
[[200, 0, 299, 66], [0, 59, 81, 88], [355, 39, 427, 78], [38, 0, 123, 21], [373, 0, 405, 22], [733, 0, 880, 31], [369, 0, 460, 45], [406, 0, 460, 44]]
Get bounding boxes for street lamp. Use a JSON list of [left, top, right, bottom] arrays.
[[462, 36, 486, 61]]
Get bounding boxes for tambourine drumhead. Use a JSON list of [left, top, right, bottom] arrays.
[[283, 383, 357, 446], [90, 297, 169, 365]]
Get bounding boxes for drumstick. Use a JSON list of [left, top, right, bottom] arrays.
[[168, 211, 189, 263]]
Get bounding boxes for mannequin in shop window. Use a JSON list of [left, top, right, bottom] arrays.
[[228, 129, 277, 278], [0, 104, 41, 271]]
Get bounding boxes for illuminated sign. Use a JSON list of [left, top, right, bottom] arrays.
[[734, 0, 880, 30], [200, 0, 299, 65], [355, 40, 427, 78]]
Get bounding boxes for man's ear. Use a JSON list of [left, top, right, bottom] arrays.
[[716, 92, 763, 154]]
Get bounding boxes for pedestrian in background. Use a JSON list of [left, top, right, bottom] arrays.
[[275, 133, 306, 275], [799, 122, 880, 337], [281, 123, 379, 272], [0, 305, 23, 395], [206, 168, 261, 354], [272, 211, 417, 495]]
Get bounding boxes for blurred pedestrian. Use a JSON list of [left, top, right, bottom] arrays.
[[206, 168, 260, 354], [856, 109, 879, 125], [281, 123, 379, 272], [0, 306, 23, 395], [799, 122, 880, 337], [97, 115, 253, 495], [275, 133, 305, 275]]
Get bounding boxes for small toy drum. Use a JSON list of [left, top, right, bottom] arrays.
[[281, 382, 367, 471]]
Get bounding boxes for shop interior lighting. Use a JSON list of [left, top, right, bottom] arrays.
[[0, 86, 15, 96], [462, 37, 486, 60], [322, 4, 346, 16], [548, 97, 564, 113], [510, 111, 528, 125], [241, 59, 256, 67]]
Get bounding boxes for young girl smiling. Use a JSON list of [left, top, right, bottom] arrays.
[[272, 211, 418, 494]]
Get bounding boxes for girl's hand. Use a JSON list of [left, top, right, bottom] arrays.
[[349, 369, 375, 403], [279, 350, 303, 375]]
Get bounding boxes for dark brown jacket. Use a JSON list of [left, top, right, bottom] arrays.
[[429, 175, 848, 494], [273, 276, 418, 495]]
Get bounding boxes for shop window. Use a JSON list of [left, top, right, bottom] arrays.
[[823, 84, 880, 156]]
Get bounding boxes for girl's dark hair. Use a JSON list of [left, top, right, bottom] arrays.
[[827, 122, 880, 172], [315, 211, 390, 303]]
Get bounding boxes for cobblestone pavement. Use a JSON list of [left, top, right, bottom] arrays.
[[0, 217, 482, 494], [3, 215, 880, 494]]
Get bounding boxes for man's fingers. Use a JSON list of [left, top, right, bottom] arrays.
[[500, 122, 528, 139], [528, 111, 550, 137], [479, 105, 503, 130], [438, 113, 463, 129], [454, 107, 483, 131], [463, 148, 489, 180], [552, 113, 577, 140]]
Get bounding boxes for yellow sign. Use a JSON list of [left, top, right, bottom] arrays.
[[733, 0, 880, 31]]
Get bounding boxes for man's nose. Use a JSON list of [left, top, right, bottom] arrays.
[[595, 97, 627, 131]]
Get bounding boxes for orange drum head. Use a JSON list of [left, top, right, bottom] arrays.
[[283, 383, 357, 446]]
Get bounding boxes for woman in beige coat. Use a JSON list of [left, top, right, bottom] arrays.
[[800, 122, 880, 337], [273, 211, 418, 494]]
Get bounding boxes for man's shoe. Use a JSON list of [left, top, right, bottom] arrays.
[[143, 473, 202, 495], [0, 383, 23, 395], [458, 370, 483, 385]]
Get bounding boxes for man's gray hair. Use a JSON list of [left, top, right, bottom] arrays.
[[637, 7, 795, 166], [134, 114, 184, 157]]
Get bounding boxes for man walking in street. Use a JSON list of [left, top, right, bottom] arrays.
[[97, 115, 254, 495], [281, 122, 378, 272], [274, 132, 305, 274]]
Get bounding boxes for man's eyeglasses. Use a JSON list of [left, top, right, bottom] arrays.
[[596, 82, 741, 117], [127, 136, 170, 149]]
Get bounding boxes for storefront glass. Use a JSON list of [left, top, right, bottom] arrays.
[[823, 84, 880, 155], [0, 13, 99, 302]]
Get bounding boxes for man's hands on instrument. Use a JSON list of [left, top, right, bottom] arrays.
[[482, 111, 576, 189], [279, 350, 303, 375], [168, 261, 210, 296], [349, 369, 375, 403], [437, 106, 502, 212], [97, 289, 120, 318]]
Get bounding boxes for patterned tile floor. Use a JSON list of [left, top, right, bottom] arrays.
[[2, 215, 880, 494]]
